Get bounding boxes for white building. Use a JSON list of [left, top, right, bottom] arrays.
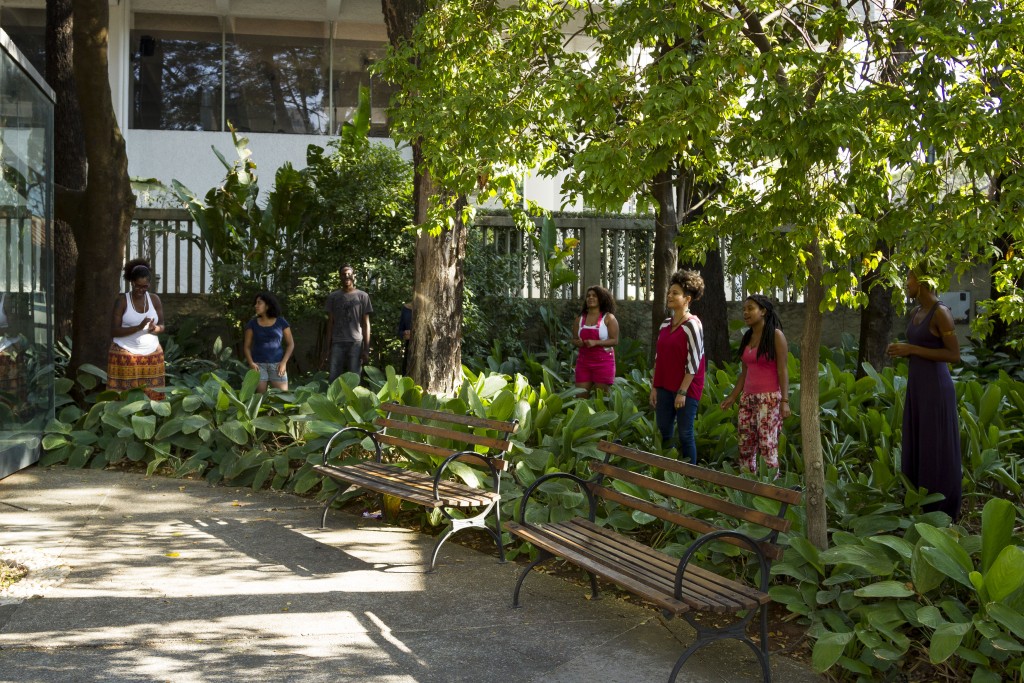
[[0, 0, 579, 210]]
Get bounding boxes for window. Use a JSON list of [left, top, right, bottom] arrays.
[[131, 14, 222, 131], [0, 8, 45, 76], [224, 19, 328, 134]]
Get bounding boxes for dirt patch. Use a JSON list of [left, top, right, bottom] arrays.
[[0, 559, 28, 591]]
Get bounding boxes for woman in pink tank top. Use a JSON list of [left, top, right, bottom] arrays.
[[571, 285, 619, 396], [720, 295, 790, 473]]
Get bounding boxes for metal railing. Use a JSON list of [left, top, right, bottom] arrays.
[[125, 208, 800, 303]]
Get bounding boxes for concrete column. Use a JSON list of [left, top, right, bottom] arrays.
[[582, 221, 601, 289]]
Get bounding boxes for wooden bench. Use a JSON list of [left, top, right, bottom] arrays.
[[506, 440, 801, 683], [314, 402, 519, 571]]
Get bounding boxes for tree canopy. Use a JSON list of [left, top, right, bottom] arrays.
[[378, 0, 1024, 546]]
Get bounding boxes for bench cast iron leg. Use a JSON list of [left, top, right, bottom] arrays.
[[428, 502, 504, 572], [512, 549, 553, 608], [668, 606, 770, 683], [320, 489, 342, 529]]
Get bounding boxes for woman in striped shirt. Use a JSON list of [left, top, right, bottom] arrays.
[[649, 270, 706, 463]]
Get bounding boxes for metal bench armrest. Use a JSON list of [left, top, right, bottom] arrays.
[[322, 426, 380, 466], [434, 450, 504, 500], [674, 529, 770, 600], [517, 471, 596, 524]]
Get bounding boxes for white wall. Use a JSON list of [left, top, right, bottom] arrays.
[[126, 129, 408, 203]]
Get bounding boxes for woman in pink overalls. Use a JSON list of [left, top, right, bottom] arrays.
[[571, 285, 619, 395]]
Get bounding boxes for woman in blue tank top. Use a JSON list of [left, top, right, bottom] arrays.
[[243, 291, 294, 393]]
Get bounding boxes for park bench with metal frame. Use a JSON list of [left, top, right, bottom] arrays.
[[506, 440, 801, 683], [314, 401, 519, 571]]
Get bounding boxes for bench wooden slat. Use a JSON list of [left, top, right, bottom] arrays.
[[372, 433, 512, 471], [508, 520, 691, 614], [589, 462, 791, 534], [599, 441, 802, 505], [357, 461, 498, 504], [380, 402, 519, 434], [593, 484, 785, 561], [375, 417, 513, 452], [508, 520, 765, 613], [313, 463, 498, 508], [557, 519, 764, 610], [547, 519, 761, 612]]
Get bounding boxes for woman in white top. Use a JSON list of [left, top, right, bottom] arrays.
[[107, 259, 166, 400]]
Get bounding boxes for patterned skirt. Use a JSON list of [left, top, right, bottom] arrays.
[[107, 343, 166, 400]]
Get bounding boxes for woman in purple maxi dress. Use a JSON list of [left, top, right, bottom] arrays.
[[887, 271, 962, 520]]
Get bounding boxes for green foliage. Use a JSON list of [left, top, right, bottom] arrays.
[[40, 339, 1024, 680], [169, 88, 414, 340]]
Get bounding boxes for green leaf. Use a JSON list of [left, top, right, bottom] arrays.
[[219, 420, 250, 445], [240, 369, 260, 402], [131, 414, 157, 441], [251, 416, 288, 433], [812, 630, 853, 673], [820, 543, 894, 576], [987, 603, 1024, 640], [929, 621, 971, 663], [307, 394, 348, 424], [981, 497, 1015, 574], [985, 546, 1024, 603], [150, 400, 173, 417], [921, 546, 974, 589], [42, 434, 69, 450], [854, 581, 915, 598]]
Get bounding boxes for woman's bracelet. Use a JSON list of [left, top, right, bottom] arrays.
[[781, 399, 789, 403]]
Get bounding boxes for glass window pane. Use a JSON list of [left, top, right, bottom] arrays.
[[130, 13, 223, 131], [0, 8, 45, 76], [1, 29, 54, 476], [225, 19, 328, 135], [331, 38, 394, 136]]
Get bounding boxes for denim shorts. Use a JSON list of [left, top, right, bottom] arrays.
[[256, 361, 287, 383]]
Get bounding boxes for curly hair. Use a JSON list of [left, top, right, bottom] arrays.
[[740, 294, 783, 361], [123, 258, 152, 283], [254, 291, 282, 318], [670, 269, 704, 302], [580, 285, 615, 315]]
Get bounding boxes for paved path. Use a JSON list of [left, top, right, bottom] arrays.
[[0, 466, 821, 682]]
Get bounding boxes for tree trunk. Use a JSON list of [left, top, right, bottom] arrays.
[[69, 0, 137, 373], [382, 0, 465, 394], [650, 169, 678, 358], [46, 0, 85, 341], [856, 254, 896, 378], [801, 238, 828, 550], [408, 160, 467, 395]]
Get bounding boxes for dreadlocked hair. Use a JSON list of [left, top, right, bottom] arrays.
[[739, 294, 783, 362]]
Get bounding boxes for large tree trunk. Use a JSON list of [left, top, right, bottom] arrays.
[[650, 169, 678, 357], [857, 253, 896, 378], [408, 160, 467, 395], [69, 0, 136, 373], [382, 0, 465, 394], [46, 0, 85, 341], [801, 238, 828, 550]]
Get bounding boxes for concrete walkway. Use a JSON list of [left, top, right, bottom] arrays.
[[0, 466, 821, 682]]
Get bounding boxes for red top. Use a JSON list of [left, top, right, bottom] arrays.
[[653, 316, 705, 400], [741, 344, 780, 394]]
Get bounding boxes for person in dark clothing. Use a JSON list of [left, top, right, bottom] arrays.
[[887, 269, 962, 520]]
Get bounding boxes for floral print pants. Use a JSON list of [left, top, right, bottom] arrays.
[[737, 391, 782, 472]]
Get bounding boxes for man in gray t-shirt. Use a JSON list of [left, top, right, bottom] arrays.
[[323, 265, 373, 382]]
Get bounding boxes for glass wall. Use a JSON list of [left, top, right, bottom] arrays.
[[225, 18, 328, 134], [130, 13, 394, 135], [0, 28, 54, 479], [131, 13, 223, 131]]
